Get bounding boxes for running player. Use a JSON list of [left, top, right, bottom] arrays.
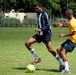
[[25, 2, 63, 70], [57, 9, 76, 74]]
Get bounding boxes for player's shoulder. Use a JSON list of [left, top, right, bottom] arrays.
[[72, 17, 76, 21], [70, 17, 76, 26], [70, 17, 76, 23], [42, 10, 48, 17], [42, 10, 47, 15]]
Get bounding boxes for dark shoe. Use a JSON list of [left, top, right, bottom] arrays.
[[59, 65, 65, 71]]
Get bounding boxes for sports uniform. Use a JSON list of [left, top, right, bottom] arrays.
[[61, 17, 76, 52], [32, 10, 52, 44]]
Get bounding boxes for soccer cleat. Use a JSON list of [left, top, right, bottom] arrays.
[[59, 65, 65, 71], [61, 69, 70, 74], [31, 58, 41, 65]]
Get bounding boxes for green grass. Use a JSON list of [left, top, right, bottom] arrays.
[[0, 27, 76, 75]]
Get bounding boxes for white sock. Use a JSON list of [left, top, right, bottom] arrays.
[[56, 55, 64, 65], [64, 62, 69, 70], [30, 48, 39, 59]]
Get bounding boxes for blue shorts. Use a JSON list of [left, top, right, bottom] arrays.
[[61, 39, 76, 52]]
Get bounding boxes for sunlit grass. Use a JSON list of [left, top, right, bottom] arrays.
[[0, 27, 76, 75]]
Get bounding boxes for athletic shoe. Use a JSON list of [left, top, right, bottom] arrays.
[[31, 58, 41, 65], [59, 65, 65, 71], [61, 69, 70, 74]]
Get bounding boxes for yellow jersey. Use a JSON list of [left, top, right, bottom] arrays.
[[69, 17, 76, 43]]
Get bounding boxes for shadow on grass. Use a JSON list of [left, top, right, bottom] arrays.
[[36, 68, 60, 73], [12, 67, 26, 70], [12, 67, 60, 73]]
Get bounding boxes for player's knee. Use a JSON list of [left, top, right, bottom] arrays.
[[57, 48, 60, 54], [25, 41, 31, 47], [60, 51, 64, 55], [25, 41, 29, 47], [25, 42, 27, 47]]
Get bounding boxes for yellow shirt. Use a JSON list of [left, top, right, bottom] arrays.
[[69, 17, 76, 43]]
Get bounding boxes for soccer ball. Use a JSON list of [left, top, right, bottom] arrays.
[[25, 64, 35, 73]]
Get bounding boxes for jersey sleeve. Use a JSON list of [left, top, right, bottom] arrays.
[[41, 11, 50, 31]]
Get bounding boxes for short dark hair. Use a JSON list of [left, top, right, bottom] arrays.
[[66, 9, 73, 15], [34, 2, 42, 7]]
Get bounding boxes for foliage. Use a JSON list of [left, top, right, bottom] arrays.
[[0, 13, 3, 19], [17, 8, 24, 12], [28, 18, 37, 25], [49, 0, 61, 13], [0, 18, 8, 26], [0, 0, 76, 16], [0, 17, 20, 26], [68, 2, 76, 17], [22, 18, 37, 25], [52, 18, 61, 27], [9, 18, 20, 26]]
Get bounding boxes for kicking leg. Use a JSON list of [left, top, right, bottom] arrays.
[[45, 42, 64, 68], [25, 37, 41, 64]]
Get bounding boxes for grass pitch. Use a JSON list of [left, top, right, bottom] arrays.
[[0, 27, 76, 75]]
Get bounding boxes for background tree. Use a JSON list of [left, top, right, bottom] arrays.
[[68, 0, 76, 17], [0, 0, 76, 17]]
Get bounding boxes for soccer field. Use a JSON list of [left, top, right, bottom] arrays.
[[0, 27, 76, 75]]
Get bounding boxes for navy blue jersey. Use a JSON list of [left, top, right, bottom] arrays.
[[37, 10, 52, 36]]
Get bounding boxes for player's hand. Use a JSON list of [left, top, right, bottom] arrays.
[[35, 28, 41, 32], [57, 22, 63, 27], [59, 33, 65, 37]]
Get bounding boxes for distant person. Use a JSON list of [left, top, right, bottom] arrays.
[[57, 9, 76, 74], [10, 9, 15, 13], [25, 2, 63, 70], [57, 20, 69, 27]]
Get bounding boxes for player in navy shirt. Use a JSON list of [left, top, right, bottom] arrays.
[[25, 2, 64, 70], [36, 10, 52, 36]]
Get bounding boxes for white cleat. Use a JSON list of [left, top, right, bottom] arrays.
[[61, 69, 70, 74]]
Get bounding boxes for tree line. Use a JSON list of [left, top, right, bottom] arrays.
[[0, 0, 76, 17]]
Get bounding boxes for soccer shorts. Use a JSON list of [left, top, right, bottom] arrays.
[[32, 34, 51, 44], [61, 39, 76, 52]]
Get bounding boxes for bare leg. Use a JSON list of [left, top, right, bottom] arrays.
[[57, 47, 70, 73], [45, 42, 64, 71], [25, 37, 41, 64], [60, 48, 68, 62], [57, 46, 68, 60], [25, 37, 37, 50], [45, 41, 56, 56]]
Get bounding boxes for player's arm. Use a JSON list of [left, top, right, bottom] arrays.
[[59, 31, 76, 37], [35, 12, 50, 32], [40, 12, 50, 31], [57, 21, 69, 28], [35, 28, 41, 32]]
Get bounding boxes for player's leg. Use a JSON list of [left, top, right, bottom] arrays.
[[45, 41, 56, 56], [58, 39, 72, 74], [60, 48, 70, 74], [43, 35, 57, 56], [45, 41, 64, 69], [57, 46, 63, 58], [25, 37, 41, 64], [25, 37, 37, 50], [60, 48, 68, 61], [43, 35, 64, 69], [57, 46, 65, 71]]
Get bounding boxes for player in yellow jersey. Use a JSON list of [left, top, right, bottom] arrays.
[[57, 9, 76, 74]]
